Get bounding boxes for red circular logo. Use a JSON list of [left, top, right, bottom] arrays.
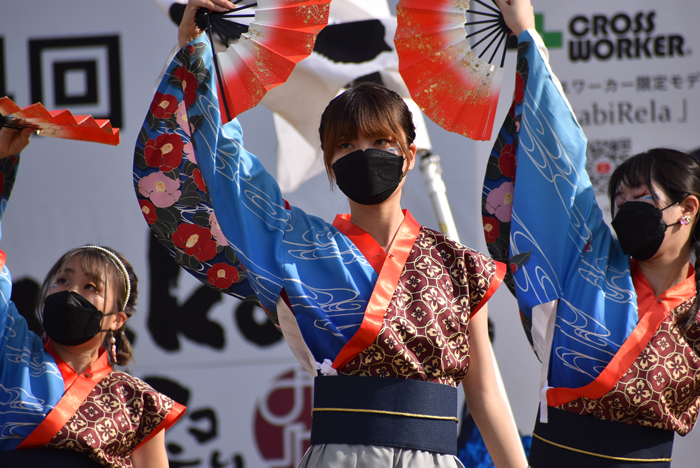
[[254, 368, 314, 467]]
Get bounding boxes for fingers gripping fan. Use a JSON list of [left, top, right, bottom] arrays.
[[395, 0, 511, 141], [195, 0, 331, 122]]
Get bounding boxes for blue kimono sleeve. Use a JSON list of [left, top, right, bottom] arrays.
[[482, 31, 638, 389], [138, 37, 379, 363], [0, 156, 63, 450]]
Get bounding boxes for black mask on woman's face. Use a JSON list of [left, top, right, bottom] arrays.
[[611, 201, 680, 261], [332, 148, 405, 205], [42, 290, 114, 346]]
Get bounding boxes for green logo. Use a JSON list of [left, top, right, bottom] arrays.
[[535, 13, 563, 49]]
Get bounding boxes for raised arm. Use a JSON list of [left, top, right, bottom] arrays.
[[0, 128, 64, 450], [482, 0, 638, 391], [135, 0, 380, 359]]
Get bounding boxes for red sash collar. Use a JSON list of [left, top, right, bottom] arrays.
[[17, 341, 113, 449], [331, 210, 422, 370], [547, 260, 696, 406]]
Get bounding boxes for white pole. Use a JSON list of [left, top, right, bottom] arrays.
[[418, 149, 524, 452]]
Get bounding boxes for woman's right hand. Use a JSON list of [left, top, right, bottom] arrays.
[[494, 0, 535, 37], [0, 127, 33, 159], [178, 0, 237, 48]]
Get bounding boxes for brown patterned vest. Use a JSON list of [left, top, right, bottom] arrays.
[[45, 371, 177, 468], [340, 227, 500, 387]]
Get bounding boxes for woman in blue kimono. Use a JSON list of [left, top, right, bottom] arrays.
[[133, 0, 528, 466], [0, 127, 185, 467], [485, 1, 700, 466]]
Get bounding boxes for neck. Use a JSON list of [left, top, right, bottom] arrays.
[[638, 244, 692, 296], [348, 192, 405, 252], [52, 342, 102, 375]]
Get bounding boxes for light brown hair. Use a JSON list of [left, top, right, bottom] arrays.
[[37, 246, 138, 366], [319, 82, 416, 181]]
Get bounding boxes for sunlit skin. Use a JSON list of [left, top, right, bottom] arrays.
[[46, 256, 127, 375], [613, 181, 699, 296]]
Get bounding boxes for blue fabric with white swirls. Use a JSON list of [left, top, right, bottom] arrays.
[[484, 30, 638, 391], [0, 157, 64, 450], [153, 35, 379, 364]]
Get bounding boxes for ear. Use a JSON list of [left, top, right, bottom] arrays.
[[681, 194, 699, 220], [113, 311, 128, 331], [406, 143, 418, 172]]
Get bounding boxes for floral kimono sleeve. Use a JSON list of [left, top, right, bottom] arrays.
[[136, 37, 382, 366], [133, 46, 257, 305]]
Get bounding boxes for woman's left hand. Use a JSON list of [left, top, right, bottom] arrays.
[[178, 0, 237, 48]]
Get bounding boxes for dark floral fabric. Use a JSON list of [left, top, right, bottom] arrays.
[[45, 372, 178, 468], [340, 228, 500, 387], [557, 300, 700, 435], [133, 42, 257, 305], [0, 155, 19, 210]]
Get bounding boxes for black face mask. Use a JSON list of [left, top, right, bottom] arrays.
[[332, 148, 405, 205], [611, 201, 679, 261], [42, 290, 113, 346]]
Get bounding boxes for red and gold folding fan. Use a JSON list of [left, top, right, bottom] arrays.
[[195, 0, 331, 122], [395, 0, 511, 141], [0, 97, 120, 146]]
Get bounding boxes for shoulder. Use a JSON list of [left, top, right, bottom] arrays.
[[103, 371, 173, 404], [418, 226, 494, 269]]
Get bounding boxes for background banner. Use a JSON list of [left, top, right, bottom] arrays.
[[1, 1, 698, 466]]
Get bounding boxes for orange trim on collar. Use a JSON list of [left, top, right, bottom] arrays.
[[333, 213, 387, 273], [546, 259, 696, 407], [17, 342, 113, 449], [331, 210, 422, 371], [472, 260, 506, 317]]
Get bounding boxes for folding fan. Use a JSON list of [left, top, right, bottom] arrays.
[[194, 0, 331, 122], [395, 0, 511, 141], [0, 97, 120, 146]]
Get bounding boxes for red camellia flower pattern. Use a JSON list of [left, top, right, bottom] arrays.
[[0, 172, 5, 195], [184, 45, 195, 55], [193, 168, 207, 192], [150, 92, 178, 119], [499, 143, 517, 179], [207, 262, 240, 289], [139, 199, 158, 225], [173, 224, 217, 261], [145, 133, 184, 172], [173, 67, 198, 106], [482, 216, 501, 243]]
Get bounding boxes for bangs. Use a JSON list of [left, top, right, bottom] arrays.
[[54, 250, 122, 306], [608, 153, 655, 201], [322, 93, 406, 152]]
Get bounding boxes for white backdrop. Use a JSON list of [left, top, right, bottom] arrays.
[[1, 1, 699, 466]]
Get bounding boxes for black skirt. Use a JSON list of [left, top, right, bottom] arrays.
[[0, 448, 103, 467]]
